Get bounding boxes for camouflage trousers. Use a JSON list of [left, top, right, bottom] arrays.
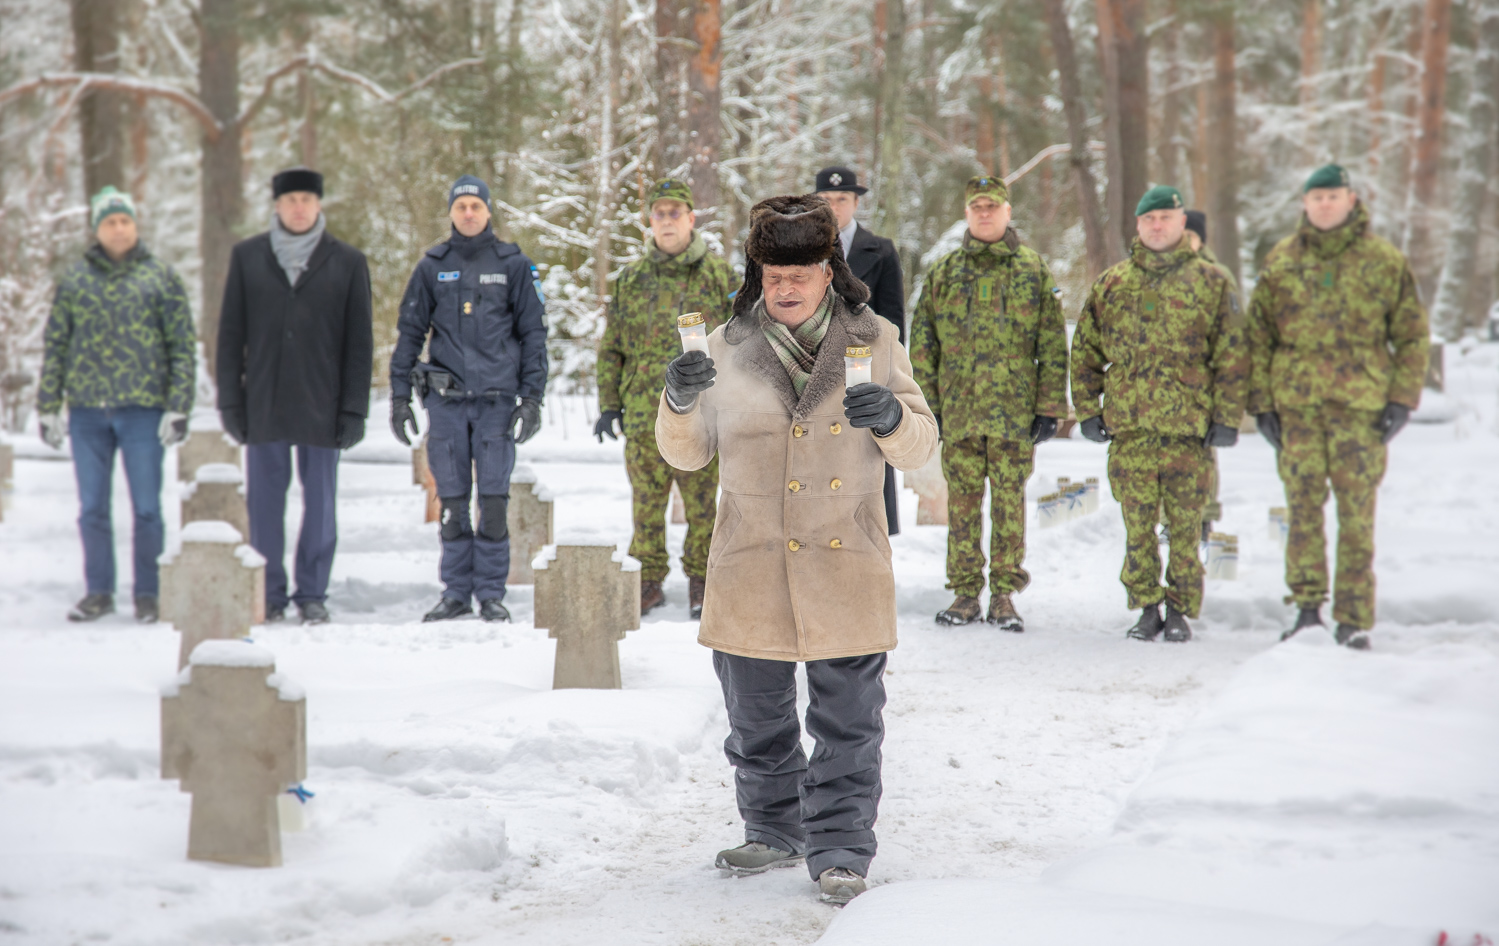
[[623, 428, 719, 583], [1108, 433, 1213, 617], [1277, 405, 1386, 630], [1162, 448, 1221, 527], [942, 435, 1034, 597]]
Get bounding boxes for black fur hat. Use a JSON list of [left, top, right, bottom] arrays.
[[732, 194, 870, 321]]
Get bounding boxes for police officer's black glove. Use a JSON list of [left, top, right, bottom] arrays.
[[1030, 416, 1058, 445], [220, 406, 248, 445], [665, 350, 716, 411], [1374, 402, 1411, 444], [594, 409, 624, 442], [1204, 422, 1239, 448], [391, 397, 418, 447], [843, 383, 903, 436], [336, 412, 366, 450], [1256, 412, 1282, 451], [1079, 415, 1111, 443], [513, 397, 543, 444]]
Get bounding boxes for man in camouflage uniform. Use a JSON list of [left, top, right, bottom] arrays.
[[596, 179, 736, 617], [1071, 185, 1247, 643], [1248, 164, 1429, 651], [910, 176, 1069, 631]]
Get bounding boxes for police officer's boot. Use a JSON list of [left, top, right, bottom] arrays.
[[479, 598, 510, 623], [986, 593, 1023, 633], [424, 597, 473, 622], [935, 595, 982, 626], [640, 580, 665, 615], [1280, 605, 1324, 641], [1334, 623, 1371, 651], [688, 576, 706, 620], [1162, 603, 1193, 643], [1127, 603, 1164, 641]]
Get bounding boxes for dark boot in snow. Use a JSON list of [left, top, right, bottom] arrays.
[[1162, 604, 1193, 642], [67, 593, 114, 622], [1280, 605, 1324, 641], [423, 597, 472, 622], [298, 601, 330, 626], [479, 598, 510, 623], [688, 575, 706, 619], [640, 580, 666, 615], [936, 595, 982, 626], [134, 595, 159, 624], [1335, 623, 1371, 650], [818, 867, 867, 905], [986, 593, 1024, 632], [714, 842, 803, 875], [1127, 603, 1164, 641], [265, 605, 287, 624]]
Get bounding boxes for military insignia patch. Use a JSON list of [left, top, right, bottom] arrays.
[[977, 278, 995, 303], [829, 172, 842, 186], [1142, 289, 1160, 313], [438, 271, 460, 282]]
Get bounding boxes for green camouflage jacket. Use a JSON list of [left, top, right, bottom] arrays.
[[909, 230, 1069, 441], [1071, 236, 1247, 439], [1197, 244, 1236, 283], [598, 231, 736, 436], [1247, 202, 1428, 414], [39, 243, 196, 416]]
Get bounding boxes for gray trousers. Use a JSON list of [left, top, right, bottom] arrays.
[[712, 650, 887, 879]]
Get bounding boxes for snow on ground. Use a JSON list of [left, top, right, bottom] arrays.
[[1, 344, 1496, 944]]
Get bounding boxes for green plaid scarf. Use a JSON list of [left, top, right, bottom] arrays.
[[761, 289, 833, 396]]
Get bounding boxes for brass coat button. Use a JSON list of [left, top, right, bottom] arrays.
[[463, 301, 473, 314], [788, 539, 801, 551], [830, 423, 842, 435], [788, 480, 801, 492], [830, 478, 842, 490], [793, 425, 805, 438], [829, 538, 843, 549]]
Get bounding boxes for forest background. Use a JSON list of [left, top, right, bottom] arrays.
[[0, 0, 1495, 431]]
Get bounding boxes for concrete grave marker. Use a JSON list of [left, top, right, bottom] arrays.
[[532, 543, 641, 689], [181, 463, 249, 538], [505, 465, 554, 585], [161, 640, 306, 867], [903, 450, 949, 526], [159, 521, 266, 668], [178, 428, 240, 483], [669, 480, 687, 525]]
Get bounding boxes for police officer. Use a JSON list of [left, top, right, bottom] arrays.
[[389, 175, 549, 623]]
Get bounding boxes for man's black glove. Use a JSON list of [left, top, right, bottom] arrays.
[[1204, 422, 1239, 448], [1374, 402, 1411, 444], [1256, 412, 1282, 451], [843, 383, 903, 436], [665, 350, 716, 410], [220, 406, 248, 445], [336, 412, 366, 450], [1030, 416, 1058, 445], [594, 409, 624, 442], [1079, 415, 1111, 443], [513, 397, 543, 444], [391, 397, 418, 446]]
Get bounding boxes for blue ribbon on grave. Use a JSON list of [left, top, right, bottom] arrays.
[[286, 783, 316, 804]]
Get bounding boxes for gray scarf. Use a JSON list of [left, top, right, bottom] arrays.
[[270, 212, 325, 286]]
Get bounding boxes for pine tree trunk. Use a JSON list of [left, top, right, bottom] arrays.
[[872, 0, 905, 237], [198, 0, 243, 383], [655, 0, 686, 176], [594, 0, 622, 304], [1095, 0, 1126, 260], [1111, 0, 1149, 248], [1300, 0, 1321, 156], [1158, 6, 1182, 188], [686, 0, 722, 220], [1044, 0, 1111, 278], [1405, 0, 1453, 290], [70, 0, 125, 198], [1206, 5, 1240, 288]]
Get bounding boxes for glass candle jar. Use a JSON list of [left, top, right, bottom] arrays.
[[845, 346, 873, 388], [678, 312, 709, 354]]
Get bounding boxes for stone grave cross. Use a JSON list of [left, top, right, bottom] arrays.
[[159, 521, 266, 668], [533, 543, 641, 688], [505, 465, 554, 585]]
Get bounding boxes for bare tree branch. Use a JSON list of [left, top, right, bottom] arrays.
[[1004, 141, 1107, 186], [309, 56, 486, 104], [236, 56, 310, 128], [0, 73, 222, 139]]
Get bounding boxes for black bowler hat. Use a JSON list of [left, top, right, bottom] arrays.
[[272, 167, 324, 199], [814, 166, 869, 195]]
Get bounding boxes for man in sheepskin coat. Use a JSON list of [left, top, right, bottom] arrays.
[[656, 194, 938, 905]]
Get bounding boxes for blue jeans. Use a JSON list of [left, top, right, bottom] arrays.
[[69, 406, 165, 597], [246, 442, 339, 610]]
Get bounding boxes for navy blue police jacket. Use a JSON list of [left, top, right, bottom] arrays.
[[390, 227, 549, 401]]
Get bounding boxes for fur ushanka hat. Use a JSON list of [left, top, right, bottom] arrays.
[[732, 194, 871, 321]]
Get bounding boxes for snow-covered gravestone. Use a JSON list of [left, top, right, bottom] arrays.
[[181, 463, 249, 539], [532, 543, 641, 689], [161, 640, 306, 868], [178, 427, 240, 483], [903, 449, 949, 526], [505, 465, 554, 585], [159, 521, 267, 669]]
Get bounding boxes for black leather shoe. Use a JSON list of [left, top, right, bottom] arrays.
[[1162, 604, 1193, 643], [298, 601, 331, 626], [423, 597, 473, 622], [1127, 603, 1164, 641], [1335, 623, 1371, 650], [67, 593, 115, 623], [479, 598, 511, 623], [1280, 606, 1324, 641], [265, 606, 287, 624], [134, 595, 159, 624]]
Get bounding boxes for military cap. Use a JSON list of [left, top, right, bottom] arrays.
[[965, 175, 1010, 206], [89, 186, 136, 228], [1135, 185, 1184, 216], [650, 178, 694, 210], [1304, 163, 1351, 192]]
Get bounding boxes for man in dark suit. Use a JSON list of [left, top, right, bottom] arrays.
[[814, 166, 905, 533]]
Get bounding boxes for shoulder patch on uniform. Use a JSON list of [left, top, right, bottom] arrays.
[[530, 265, 546, 305], [437, 271, 460, 282], [479, 273, 508, 285]]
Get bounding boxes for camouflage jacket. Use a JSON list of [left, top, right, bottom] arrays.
[[1071, 237, 1247, 439], [598, 232, 736, 436], [909, 230, 1069, 441], [1247, 202, 1428, 414], [39, 243, 196, 416], [1198, 244, 1236, 284]]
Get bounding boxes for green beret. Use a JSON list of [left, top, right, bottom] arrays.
[[650, 178, 694, 210], [1304, 164, 1351, 192], [1135, 185, 1184, 216], [965, 175, 1009, 206], [90, 186, 137, 228]]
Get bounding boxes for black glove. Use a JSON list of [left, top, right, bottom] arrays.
[[843, 383, 903, 436], [391, 397, 418, 446], [665, 350, 716, 409], [934, 413, 943, 439], [336, 412, 366, 450], [1374, 402, 1411, 444], [1256, 412, 1282, 451], [594, 409, 624, 442], [220, 407, 248, 445], [1030, 416, 1058, 445], [1204, 422, 1239, 448], [513, 397, 543, 444], [1079, 415, 1111, 443]]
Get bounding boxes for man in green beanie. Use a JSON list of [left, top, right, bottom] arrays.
[[596, 178, 735, 618], [1071, 185, 1247, 643], [1247, 165, 1429, 651], [910, 175, 1069, 630]]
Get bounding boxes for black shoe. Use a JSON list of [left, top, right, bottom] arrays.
[[297, 601, 330, 626], [479, 598, 510, 623], [265, 605, 287, 624], [1127, 603, 1164, 641], [1335, 623, 1371, 650], [1280, 605, 1324, 641], [689, 576, 706, 620], [1162, 604, 1193, 643], [67, 593, 114, 623], [134, 595, 159, 624], [423, 597, 472, 622]]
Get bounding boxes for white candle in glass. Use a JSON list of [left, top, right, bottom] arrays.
[[845, 346, 873, 388], [677, 312, 710, 354]]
